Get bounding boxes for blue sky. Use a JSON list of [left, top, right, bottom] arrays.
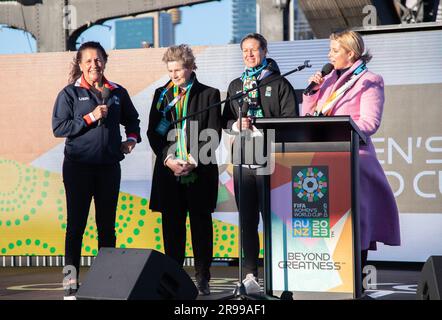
[[0, 0, 231, 54]]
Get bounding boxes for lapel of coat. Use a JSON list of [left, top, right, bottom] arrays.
[[185, 76, 200, 141], [330, 60, 364, 93], [163, 74, 200, 122], [321, 60, 365, 114], [186, 75, 200, 116], [163, 81, 175, 121], [257, 72, 277, 116]]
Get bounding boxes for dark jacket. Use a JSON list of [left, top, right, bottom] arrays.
[[147, 75, 221, 214], [222, 58, 299, 130], [52, 80, 141, 165]]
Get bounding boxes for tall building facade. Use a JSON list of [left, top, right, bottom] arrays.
[[114, 11, 178, 49], [231, 0, 313, 43], [159, 12, 175, 47], [231, 0, 256, 43], [115, 17, 154, 49], [292, 0, 314, 40]]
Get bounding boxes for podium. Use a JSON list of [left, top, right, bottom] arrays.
[[254, 116, 366, 300]]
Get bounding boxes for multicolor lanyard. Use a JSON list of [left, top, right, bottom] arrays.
[[156, 82, 179, 116], [241, 58, 268, 118], [154, 79, 193, 136], [314, 63, 367, 116]]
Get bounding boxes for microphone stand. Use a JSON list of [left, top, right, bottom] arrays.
[[171, 60, 312, 300], [170, 60, 312, 126], [227, 104, 273, 301], [230, 101, 247, 299]]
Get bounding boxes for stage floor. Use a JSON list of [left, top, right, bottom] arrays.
[[0, 264, 421, 300]]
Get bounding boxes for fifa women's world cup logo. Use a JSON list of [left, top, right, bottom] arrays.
[[292, 166, 330, 238], [293, 167, 328, 203]]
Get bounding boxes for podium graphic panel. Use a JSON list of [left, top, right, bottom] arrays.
[[269, 152, 355, 298]]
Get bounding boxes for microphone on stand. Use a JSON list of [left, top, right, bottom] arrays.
[[241, 99, 249, 118], [303, 63, 334, 95], [171, 60, 312, 127], [237, 99, 251, 135]]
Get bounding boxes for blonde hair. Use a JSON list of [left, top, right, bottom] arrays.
[[162, 44, 197, 70], [330, 30, 372, 63]]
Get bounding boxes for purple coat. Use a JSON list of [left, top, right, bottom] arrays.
[[302, 60, 401, 250]]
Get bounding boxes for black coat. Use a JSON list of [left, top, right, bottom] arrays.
[[222, 58, 299, 130], [147, 75, 221, 214]]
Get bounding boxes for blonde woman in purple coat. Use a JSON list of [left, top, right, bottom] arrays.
[[302, 30, 401, 272]]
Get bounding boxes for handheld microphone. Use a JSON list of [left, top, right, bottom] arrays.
[[241, 100, 249, 117], [303, 63, 334, 95], [98, 87, 110, 126], [102, 87, 110, 104], [239, 100, 253, 135]]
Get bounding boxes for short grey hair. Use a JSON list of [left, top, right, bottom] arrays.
[[162, 44, 197, 70]]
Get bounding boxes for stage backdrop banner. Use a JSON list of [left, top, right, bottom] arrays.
[[0, 48, 244, 259], [1, 30, 441, 261]]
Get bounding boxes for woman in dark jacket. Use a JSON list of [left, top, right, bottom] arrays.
[[147, 44, 221, 296], [52, 41, 141, 299], [222, 33, 298, 290]]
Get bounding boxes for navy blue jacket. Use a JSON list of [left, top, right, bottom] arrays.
[[52, 79, 141, 164]]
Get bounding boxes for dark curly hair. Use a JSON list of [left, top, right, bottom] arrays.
[[68, 41, 108, 84]]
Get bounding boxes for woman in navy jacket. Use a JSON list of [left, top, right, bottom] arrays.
[[52, 41, 141, 299]]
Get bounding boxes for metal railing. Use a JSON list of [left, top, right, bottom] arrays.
[[0, 256, 202, 267]]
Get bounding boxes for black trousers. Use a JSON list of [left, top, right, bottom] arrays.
[[62, 158, 121, 279], [233, 166, 265, 278], [161, 192, 213, 284]]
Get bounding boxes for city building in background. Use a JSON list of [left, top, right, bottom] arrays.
[[114, 10, 180, 49], [1, 0, 441, 53], [160, 10, 177, 47], [231, 0, 256, 43], [115, 17, 154, 49], [231, 0, 314, 43], [291, 0, 314, 40]]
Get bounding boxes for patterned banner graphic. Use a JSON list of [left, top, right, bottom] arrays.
[[292, 166, 329, 238], [270, 152, 354, 296]]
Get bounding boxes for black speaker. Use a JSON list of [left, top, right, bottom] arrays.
[[417, 256, 442, 300], [75, 248, 198, 300]]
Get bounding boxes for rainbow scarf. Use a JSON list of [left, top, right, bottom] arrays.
[[314, 63, 367, 116], [173, 81, 193, 162], [241, 58, 268, 118], [155, 78, 197, 184]]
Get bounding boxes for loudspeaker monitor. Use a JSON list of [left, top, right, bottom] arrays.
[[417, 255, 442, 300], [75, 248, 198, 300]]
